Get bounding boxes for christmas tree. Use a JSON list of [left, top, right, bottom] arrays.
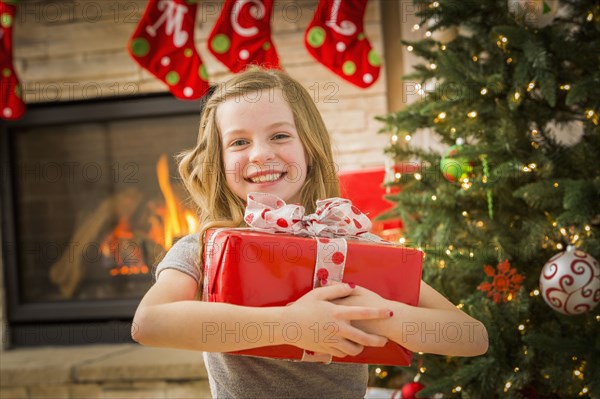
[[372, 1, 600, 398]]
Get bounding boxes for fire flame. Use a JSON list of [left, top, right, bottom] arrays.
[[100, 154, 198, 276], [155, 154, 198, 249]]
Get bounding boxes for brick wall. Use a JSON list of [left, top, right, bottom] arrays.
[[12, 0, 390, 171]]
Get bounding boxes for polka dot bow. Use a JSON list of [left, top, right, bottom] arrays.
[[243, 192, 372, 237]]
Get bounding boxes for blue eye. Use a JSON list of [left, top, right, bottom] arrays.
[[273, 133, 290, 140]]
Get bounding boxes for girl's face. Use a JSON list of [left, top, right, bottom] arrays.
[[217, 88, 308, 204]]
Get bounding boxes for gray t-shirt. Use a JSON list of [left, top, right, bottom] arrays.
[[155, 233, 369, 399]]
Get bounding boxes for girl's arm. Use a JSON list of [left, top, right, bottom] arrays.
[[331, 281, 489, 357], [132, 269, 393, 357]]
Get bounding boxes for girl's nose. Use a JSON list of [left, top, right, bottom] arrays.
[[248, 142, 276, 164]]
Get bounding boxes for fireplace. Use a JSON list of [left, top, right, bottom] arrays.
[[1, 94, 204, 346]]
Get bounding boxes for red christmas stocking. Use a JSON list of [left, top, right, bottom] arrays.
[[128, 0, 209, 100], [1, 0, 26, 120], [208, 0, 280, 73], [304, 0, 381, 88]]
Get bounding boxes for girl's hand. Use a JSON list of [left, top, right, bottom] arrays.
[[285, 283, 392, 358], [329, 281, 393, 338]]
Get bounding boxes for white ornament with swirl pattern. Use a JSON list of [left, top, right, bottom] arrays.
[[539, 246, 600, 315]]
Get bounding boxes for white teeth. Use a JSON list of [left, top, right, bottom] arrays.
[[249, 173, 283, 183]]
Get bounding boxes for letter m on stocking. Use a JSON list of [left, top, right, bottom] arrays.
[[146, 0, 189, 48], [128, 0, 209, 100]]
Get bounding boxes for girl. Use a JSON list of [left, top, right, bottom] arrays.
[[132, 68, 488, 398]]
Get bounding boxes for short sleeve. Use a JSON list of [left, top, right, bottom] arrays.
[[154, 233, 202, 284]]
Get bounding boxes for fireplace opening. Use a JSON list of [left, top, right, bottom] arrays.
[[1, 93, 204, 346]]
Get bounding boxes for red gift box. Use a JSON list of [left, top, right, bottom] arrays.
[[203, 228, 423, 366]]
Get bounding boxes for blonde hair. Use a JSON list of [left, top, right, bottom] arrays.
[[177, 68, 340, 281]]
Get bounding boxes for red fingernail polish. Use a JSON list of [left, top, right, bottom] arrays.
[[389, 311, 394, 317], [348, 282, 356, 288]]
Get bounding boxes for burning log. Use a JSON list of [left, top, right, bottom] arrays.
[[49, 188, 144, 298], [49, 153, 198, 298]]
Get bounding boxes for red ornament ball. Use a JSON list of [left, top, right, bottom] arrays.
[[400, 381, 425, 399]]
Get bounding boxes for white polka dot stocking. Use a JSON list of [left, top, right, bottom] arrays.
[[128, 0, 209, 100], [208, 0, 280, 73], [304, 0, 381, 88], [1, 0, 25, 120]]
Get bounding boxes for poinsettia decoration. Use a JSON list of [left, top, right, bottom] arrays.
[[478, 259, 525, 303]]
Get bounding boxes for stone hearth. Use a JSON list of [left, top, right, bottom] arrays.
[[0, 344, 211, 399]]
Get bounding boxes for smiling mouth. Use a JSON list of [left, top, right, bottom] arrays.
[[245, 172, 287, 184]]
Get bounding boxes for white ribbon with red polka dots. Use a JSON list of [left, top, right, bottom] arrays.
[[243, 192, 373, 237], [244, 192, 374, 364]]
